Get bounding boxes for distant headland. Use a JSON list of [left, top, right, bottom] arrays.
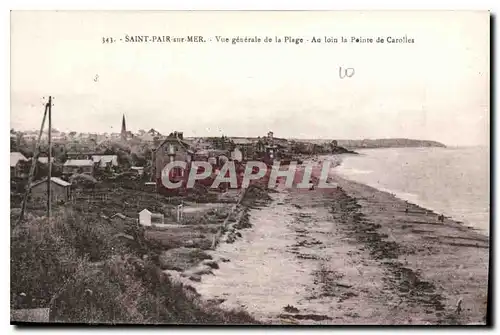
[[292, 138, 447, 149]]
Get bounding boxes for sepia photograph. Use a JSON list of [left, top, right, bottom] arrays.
[[9, 10, 490, 325]]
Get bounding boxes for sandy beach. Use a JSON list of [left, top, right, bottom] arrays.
[[191, 158, 489, 325]]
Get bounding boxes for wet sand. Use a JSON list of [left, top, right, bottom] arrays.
[[189, 161, 489, 325]]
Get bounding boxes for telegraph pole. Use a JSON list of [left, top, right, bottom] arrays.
[[47, 96, 52, 221], [18, 99, 49, 224]]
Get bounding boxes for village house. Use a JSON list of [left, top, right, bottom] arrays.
[[253, 132, 280, 164], [208, 149, 229, 166], [153, 131, 194, 193], [230, 146, 243, 162], [10, 152, 29, 178], [138, 132, 155, 143], [34, 157, 56, 179], [30, 177, 72, 203], [274, 138, 292, 152], [255, 131, 292, 163], [139, 208, 164, 227], [138, 129, 163, 143], [230, 138, 256, 160], [189, 137, 212, 150], [92, 155, 119, 170], [63, 159, 94, 176], [21, 133, 38, 142]]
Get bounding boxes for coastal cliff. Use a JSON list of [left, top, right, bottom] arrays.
[[336, 138, 446, 149]]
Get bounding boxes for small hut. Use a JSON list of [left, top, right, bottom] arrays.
[[139, 209, 164, 227]]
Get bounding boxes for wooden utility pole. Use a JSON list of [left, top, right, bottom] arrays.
[[18, 99, 49, 224], [47, 96, 52, 221]]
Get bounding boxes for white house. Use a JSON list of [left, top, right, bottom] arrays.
[[230, 147, 243, 162], [139, 208, 164, 227]]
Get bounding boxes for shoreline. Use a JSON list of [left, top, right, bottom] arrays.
[[329, 174, 488, 324], [183, 157, 489, 325], [334, 172, 489, 237], [330, 148, 489, 236]]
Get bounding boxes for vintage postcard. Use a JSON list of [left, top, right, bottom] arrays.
[[10, 10, 490, 325]]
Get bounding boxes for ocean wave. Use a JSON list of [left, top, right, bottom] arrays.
[[335, 167, 374, 176]]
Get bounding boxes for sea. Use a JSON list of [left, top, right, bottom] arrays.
[[331, 146, 490, 235]]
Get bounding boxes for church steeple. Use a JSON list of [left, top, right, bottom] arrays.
[[121, 114, 127, 141]]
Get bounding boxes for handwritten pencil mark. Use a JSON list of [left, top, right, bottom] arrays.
[[339, 67, 355, 79]]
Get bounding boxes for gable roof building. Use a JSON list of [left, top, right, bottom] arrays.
[[92, 155, 119, 168], [139, 208, 164, 227], [64, 159, 94, 167], [63, 159, 94, 175], [30, 177, 72, 203], [31, 176, 71, 188], [10, 152, 28, 168]]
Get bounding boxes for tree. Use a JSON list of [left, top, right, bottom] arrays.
[[117, 149, 132, 167], [131, 152, 147, 167]]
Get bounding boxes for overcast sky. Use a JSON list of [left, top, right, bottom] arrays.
[[11, 11, 489, 146]]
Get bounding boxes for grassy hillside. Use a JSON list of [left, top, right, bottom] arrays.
[[10, 207, 257, 324]]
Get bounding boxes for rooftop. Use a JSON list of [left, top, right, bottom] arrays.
[[10, 152, 28, 167], [92, 155, 118, 164], [32, 177, 72, 188], [63, 159, 93, 167]]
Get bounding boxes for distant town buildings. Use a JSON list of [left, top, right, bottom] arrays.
[[230, 147, 243, 162]]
